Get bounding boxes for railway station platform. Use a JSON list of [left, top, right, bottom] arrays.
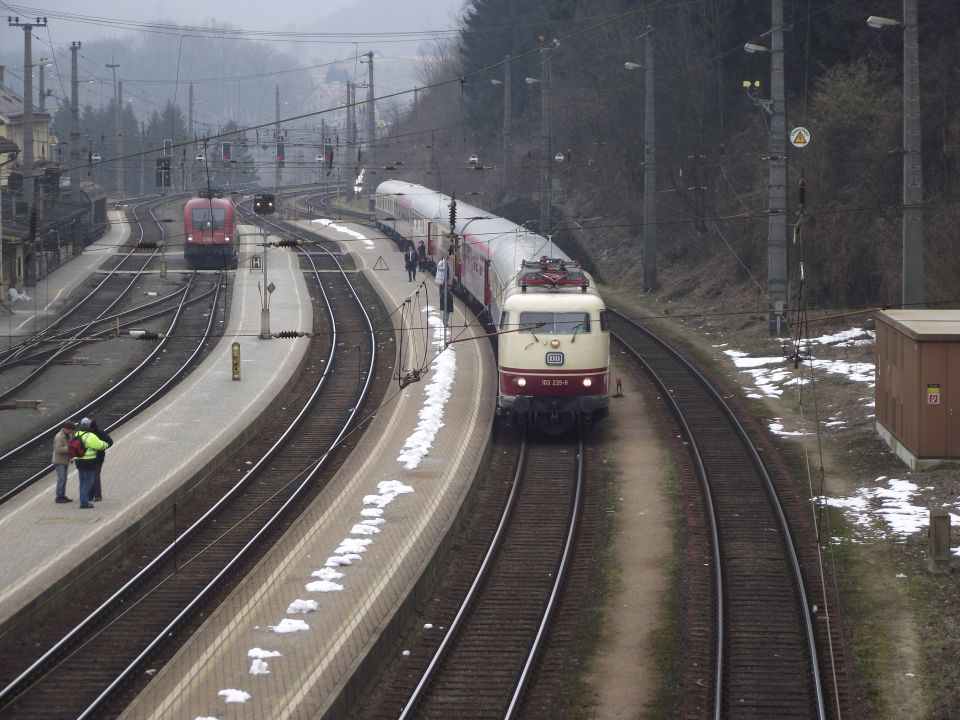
[[1, 207, 130, 338], [118, 219, 496, 718], [0, 217, 312, 629]]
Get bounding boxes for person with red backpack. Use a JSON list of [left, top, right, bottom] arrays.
[[74, 417, 108, 509], [51, 420, 76, 504]]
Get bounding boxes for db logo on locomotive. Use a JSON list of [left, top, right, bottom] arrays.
[[545, 352, 564, 366]]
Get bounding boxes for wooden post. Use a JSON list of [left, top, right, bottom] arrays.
[[928, 508, 951, 575]]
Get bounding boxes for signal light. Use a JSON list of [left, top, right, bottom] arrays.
[[276, 138, 285, 168], [221, 141, 232, 162], [155, 157, 171, 187]]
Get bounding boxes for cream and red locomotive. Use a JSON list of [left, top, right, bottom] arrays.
[[375, 180, 609, 431]]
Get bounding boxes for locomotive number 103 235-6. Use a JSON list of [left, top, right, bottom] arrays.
[[543, 378, 569, 386]]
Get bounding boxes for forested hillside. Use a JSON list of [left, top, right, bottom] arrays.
[[381, 0, 960, 314]]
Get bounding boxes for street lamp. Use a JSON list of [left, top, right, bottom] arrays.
[[626, 25, 657, 292], [868, 2, 923, 307], [867, 15, 900, 29], [743, 42, 769, 54], [36, 57, 53, 114], [490, 54, 513, 194]]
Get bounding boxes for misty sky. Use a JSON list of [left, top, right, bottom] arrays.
[[1, 1, 467, 54]]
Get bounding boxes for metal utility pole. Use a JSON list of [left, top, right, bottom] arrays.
[[345, 81, 354, 201], [37, 57, 49, 113], [70, 41, 80, 201], [642, 28, 657, 292], [502, 54, 513, 195], [766, 0, 788, 335], [117, 81, 124, 196], [10, 16, 47, 233], [539, 44, 553, 236], [139, 121, 145, 196], [107, 60, 122, 197], [275, 84, 281, 192], [188, 82, 194, 190], [365, 51, 376, 216], [901, 0, 924, 308]]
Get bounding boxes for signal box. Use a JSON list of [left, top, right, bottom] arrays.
[[875, 309, 960, 469]]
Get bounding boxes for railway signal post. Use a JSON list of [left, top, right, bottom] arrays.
[[254, 194, 276, 339]]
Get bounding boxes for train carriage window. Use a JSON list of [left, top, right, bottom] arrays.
[[600, 310, 609, 331], [500, 311, 510, 330], [191, 207, 226, 230], [519, 311, 590, 334]]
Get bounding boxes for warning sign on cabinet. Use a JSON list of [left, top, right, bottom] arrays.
[[927, 384, 941, 405]]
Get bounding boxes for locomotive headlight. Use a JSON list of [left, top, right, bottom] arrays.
[[550, 339, 560, 348], [582, 378, 592, 387], [225, 235, 232, 243], [186, 234, 193, 242], [516, 377, 527, 387]]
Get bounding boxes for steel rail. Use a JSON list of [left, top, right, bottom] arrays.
[[609, 308, 826, 720], [0, 273, 219, 504]]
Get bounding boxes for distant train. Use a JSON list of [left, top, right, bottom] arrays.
[[375, 180, 610, 431], [183, 191, 237, 267]]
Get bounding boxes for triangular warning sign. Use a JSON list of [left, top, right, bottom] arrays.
[[373, 256, 390, 271], [793, 133, 807, 146]]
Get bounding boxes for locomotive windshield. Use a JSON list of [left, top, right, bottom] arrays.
[[519, 311, 591, 334], [191, 207, 227, 230]]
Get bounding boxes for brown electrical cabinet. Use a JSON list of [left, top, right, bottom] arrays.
[[875, 310, 960, 468]]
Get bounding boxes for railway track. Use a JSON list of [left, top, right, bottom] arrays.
[[0, 196, 224, 506], [607, 309, 853, 719], [0, 239, 391, 719], [0, 271, 226, 504], [0, 195, 186, 376], [351, 433, 586, 720]]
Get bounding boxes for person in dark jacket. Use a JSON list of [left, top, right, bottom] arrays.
[[404, 242, 418, 282], [417, 240, 427, 271], [74, 417, 108, 508], [88, 419, 113, 502]]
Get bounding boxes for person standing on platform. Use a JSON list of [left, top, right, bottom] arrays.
[[435, 253, 453, 329], [74, 417, 108, 509], [51, 421, 76, 503], [88, 419, 113, 502], [404, 242, 418, 282], [417, 240, 427, 272]]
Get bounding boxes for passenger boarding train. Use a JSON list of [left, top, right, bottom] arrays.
[[375, 180, 610, 431]]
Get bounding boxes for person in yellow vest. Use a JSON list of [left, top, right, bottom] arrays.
[[74, 417, 109, 509]]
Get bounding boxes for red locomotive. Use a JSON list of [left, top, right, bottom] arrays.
[[183, 192, 237, 268]]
